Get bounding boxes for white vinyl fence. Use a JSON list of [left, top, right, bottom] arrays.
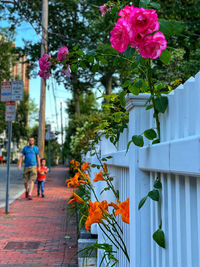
[[86, 71, 200, 267]]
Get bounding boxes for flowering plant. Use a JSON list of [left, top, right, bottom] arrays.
[[67, 158, 130, 265], [38, 46, 71, 79]]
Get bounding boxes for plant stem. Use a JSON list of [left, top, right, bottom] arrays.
[[100, 222, 130, 262], [147, 59, 160, 141], [94, 148, 119, 199]]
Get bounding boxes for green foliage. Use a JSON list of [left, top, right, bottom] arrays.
[[153, 229, 166, 248], [144, 129, 157, 140]]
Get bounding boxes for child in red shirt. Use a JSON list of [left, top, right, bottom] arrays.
[[37, 158, 48, 198]]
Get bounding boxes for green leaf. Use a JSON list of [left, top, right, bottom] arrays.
[[148, 189, 159, 201], [88, 56, 94, 63], [91, 164, 97, 168], [144, 129, 157, 140], [152, 138, 160, 144], [159, 20, 184, 37], [154, 179, 162, 189], [123, 46, 135, 58], [146, 104, 153, 110], [155, 96, 168, 113], [92, 64, 99, 73], [128, 85, 140, 95], [79, 61, 86, 69], [135, 79, 143, 88], [119, 90, 126, 107], [132, 135, 144, 147], [76, 50, 84, 56], [139, 0, 150, 8], [126, 140, 132, 153], [106, 156, 113, 159], [122, 80, 131, 88], [114, 112, 122, 122], [159, 49, 171, 65], [99, 57, 108, 65], [153, 229, 166, 248], [73, 44, 79, 50], [70, 64, 78, 73], [150, 2, 161, 9], [138, 196, 148, 210]]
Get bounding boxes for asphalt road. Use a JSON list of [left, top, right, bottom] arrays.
[[0, 165, 25, 208]]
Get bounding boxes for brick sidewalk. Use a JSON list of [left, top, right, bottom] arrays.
[[0, 167, 78, 267]]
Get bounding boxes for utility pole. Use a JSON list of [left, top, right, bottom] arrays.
[[60, 102, 64, 165], [38, 0, 48, 157]]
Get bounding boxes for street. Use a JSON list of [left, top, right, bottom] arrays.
[[0, 165, 24, 208]]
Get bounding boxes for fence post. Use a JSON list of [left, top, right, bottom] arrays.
[[126, 93, 152, 267]]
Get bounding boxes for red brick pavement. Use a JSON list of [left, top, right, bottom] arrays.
[[0, 166, 78, 267]]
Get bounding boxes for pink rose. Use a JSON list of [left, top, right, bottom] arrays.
[[38, 70, 51, 79], [118, 4, 135, 20], [138, 32, 167, 59], [110, 18, 130, 53], [129, 32, 146, 49], [100, 4, 112, 16], [57, 46, 69, 61], [39, 54, 51, 72], [129, 8, 160, 35]]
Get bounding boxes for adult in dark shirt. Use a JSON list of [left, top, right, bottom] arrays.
[[18, 137, 40, 200]]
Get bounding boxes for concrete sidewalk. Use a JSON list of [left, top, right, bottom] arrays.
[[0, 166, 78, 266]]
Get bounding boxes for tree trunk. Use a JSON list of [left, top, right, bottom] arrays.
[[105, 73, 113, 95]]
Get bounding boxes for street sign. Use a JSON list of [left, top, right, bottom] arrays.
[[11, 80, 24, 101], [5, 101, 16, 121], [1, 82, 12, 102], [1, 80, 24, 102], [45, 131, 55, 140]]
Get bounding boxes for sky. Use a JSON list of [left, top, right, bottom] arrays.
[[2, 20, 72, 143]]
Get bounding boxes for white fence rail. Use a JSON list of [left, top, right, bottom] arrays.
[[86, 71, 200, 267]]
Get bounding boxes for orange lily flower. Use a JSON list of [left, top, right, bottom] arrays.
[[67, 172, 87, 188], [70, 159, 80, 169], [85, 200, 109, 232], [68, 192, 84, 206], [93, 170, 105, 182], [113, 198, 129, 224], [81, 162, 90, 171]]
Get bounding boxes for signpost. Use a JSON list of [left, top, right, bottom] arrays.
[[1, 79, 24, 213]]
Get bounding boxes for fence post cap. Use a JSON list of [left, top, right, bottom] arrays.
[[125, 93, 150, 111]]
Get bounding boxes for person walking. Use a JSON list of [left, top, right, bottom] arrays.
[[18, 137, 40, 200], [37, 158, 48, 198]]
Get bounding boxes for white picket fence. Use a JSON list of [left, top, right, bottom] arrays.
[[86, 71, 200, 267]]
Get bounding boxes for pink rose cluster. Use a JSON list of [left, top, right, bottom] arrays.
[[100, 4, 112, 16], [57, 46, 71, 78], [57, 46, 69, 61], [38, 53, 52, 79], [38, 46, 71, 79], [110, 5, 167, 59]]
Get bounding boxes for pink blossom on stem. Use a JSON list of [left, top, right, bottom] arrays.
[[129, 8, 160, 35], [38, 53, 51, 79], [110, 18, 130, 53], [129, 32, 146, 49], [57, 46, 69, 61], [138, 32, 167, 59], [38, 70, 51, 79], [100, 4, 111, 16], [39, 53, 51, 71], [118, 4, 135, 20]]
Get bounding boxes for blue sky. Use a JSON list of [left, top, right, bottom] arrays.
[[3, 20, 71, 141]]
